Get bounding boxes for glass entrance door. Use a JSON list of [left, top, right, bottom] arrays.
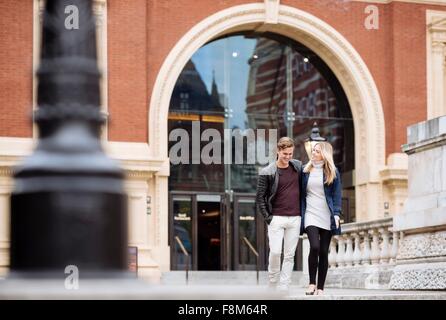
[[232, 193, 268, 270], [196, 194, 224, 270], [170, 191, 302, 271], [170, 194, 194, 270], [170, 192, 226, 270]]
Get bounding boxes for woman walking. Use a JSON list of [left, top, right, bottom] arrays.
[[300, 141, 342, 296]]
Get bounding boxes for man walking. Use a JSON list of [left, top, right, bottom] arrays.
[[256, 137, 302, 291]]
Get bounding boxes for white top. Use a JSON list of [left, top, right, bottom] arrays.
[[304, 162, 331, 231]]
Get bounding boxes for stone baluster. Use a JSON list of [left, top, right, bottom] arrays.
[[361, 231, 371, 265], [352, 233, 362, 266], [336, 236, 345, 268], [370, 229, 381, 265], [328, 238, 337, 268], [344, 234, 354, 267], [390, 231, 399, 264], [379, 227, 390, 264]]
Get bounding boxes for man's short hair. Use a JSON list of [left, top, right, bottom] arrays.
[[277, 137, 295, 150]]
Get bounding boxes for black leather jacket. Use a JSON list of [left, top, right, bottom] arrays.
[[255, 159, 302, 225]]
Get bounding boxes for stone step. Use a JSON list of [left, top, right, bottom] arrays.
[[1, 278, 445, 300], [288, 288, 446, 300], [161, 271, 305, 285]]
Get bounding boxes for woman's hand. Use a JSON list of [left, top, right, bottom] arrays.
[[334, 215, 340, 229]]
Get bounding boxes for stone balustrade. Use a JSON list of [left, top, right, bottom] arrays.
[[301, 217, 401, 289], [328, 217, 399, 269]]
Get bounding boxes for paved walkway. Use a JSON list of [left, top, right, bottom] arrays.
[[287, 286, 446, 300], [1, 277, 445, 300]]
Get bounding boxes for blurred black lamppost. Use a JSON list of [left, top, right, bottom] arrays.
[[9, 0, 127, 278], [304, 122, 326, 160]]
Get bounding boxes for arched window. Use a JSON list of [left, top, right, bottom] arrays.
[[168, 32, 355, 217]]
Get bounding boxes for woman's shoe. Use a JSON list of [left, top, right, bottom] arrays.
[[316, 289, 324, 296], [305, 284, 316, 295]]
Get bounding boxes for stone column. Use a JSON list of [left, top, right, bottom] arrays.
[[389, 231, 399, 264], [328, 239, 337, 268], [0, 171, 13, 276], [390, 116, 446, 289], [352, 233, 362, 266], [370, 229, 381, 265], [336, 236, 345, 268], [344, 235, 354, 267], [361, 231, 371, 265], [430, 42, 446, 119], [379, 228, 390, 264]]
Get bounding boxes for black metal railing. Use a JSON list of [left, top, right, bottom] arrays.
[[242, 236, 259, 285]]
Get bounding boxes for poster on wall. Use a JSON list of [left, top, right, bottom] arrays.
[[128, 246, 138, 276]]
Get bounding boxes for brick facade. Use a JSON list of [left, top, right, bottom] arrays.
[[0, 0, 444, 156]]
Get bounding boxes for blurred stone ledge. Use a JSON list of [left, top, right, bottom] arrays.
[[0, 278, 285, 300]]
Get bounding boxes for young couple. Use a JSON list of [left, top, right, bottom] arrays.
[[256, 137, 342, 295]]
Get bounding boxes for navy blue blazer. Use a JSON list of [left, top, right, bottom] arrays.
[[300, 167, 342, 236]]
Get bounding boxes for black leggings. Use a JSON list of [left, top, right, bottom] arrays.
[[306, 226, 332, 290]]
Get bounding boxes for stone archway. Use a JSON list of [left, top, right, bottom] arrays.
[[148, 3, 386, 222]]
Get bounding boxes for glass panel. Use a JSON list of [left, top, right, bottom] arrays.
[[197, 201, 221, 270], [238, 199, 257, 270], [169, 32, 356, 223], [172, 197, 192, 270]]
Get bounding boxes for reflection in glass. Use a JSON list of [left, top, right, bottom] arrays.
[[169, 32, 356, 221], [173, 198, 192, 270]]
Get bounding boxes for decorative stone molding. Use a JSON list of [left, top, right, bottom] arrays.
[[390, 116, 446, 289], [351, 0, 446, 6], [0, 167, 13, 177], [427, 10, 446, 119], [397, 231, 446, 260], [380, 153, 408, 216], [264, 0, 279, 24], [390, 262, 446, 290], [149, 3, 386, 222]]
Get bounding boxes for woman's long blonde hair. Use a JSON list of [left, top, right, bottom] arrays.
[[303, 141, 337, 185]]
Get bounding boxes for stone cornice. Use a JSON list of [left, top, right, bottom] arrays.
[[0, 138, 167, 178], [403, 134, 446, 154], [379, 168, 409, 183], [0, 166, 13, 177], [352, 0, 446, 5]]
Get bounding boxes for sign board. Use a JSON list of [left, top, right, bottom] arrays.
[[128, 246, 138, 275]]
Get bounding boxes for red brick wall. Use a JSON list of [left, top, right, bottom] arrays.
[[107, 0, 149, 142], [391, 2, 428, 154], [0, 1, 33, 137]]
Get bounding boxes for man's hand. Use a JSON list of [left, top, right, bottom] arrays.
[[334, 216, 340, 229], [266, 215, 273, 225]]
